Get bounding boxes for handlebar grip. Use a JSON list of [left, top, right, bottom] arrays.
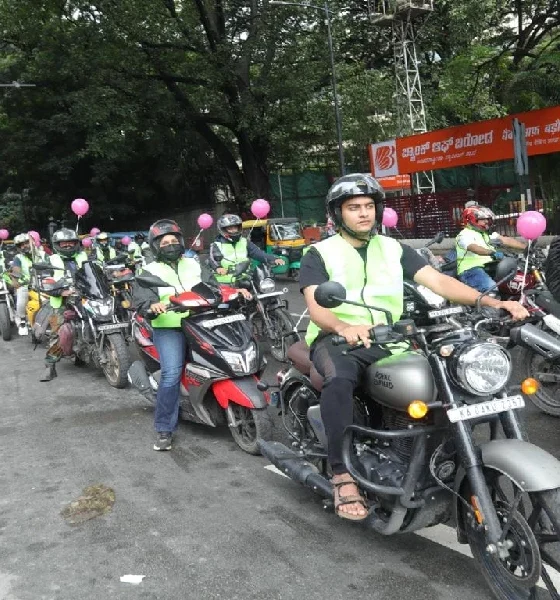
[[331, 335, 347, 346], [145, 310, 157, 320]]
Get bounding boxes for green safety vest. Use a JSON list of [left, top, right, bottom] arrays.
[[14, 253, 32, 284], [49, 251, 89, 308], [305, 234, 404, 349], [142, 257, 202, 328], [456, 228, 493, 275], [128, 241, 149, 260], [95, 246, 116, 263], [214, 238, 248, 283]]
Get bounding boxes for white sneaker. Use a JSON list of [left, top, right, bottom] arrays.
[[18, 325, 29, 336]]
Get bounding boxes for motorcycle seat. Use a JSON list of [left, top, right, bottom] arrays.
[[287, 340, 324, 392]]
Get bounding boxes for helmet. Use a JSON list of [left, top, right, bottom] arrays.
[[462, 206, 495, 231], [217, 214, 243, 242], [134, 232, 146, 243], [96, 232, 109, 246], [148, 219, 184, 256], [52, 228, 80, 257], [14, 233, 30, 247], [326, 173, 385, 238]]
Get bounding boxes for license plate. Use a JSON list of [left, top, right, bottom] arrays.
[[200, 314, 246, 328], [98, 323, 129, 332], [428, 306, 464, 319], [447, 395, 525, 423]]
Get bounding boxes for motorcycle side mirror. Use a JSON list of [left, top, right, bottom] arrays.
[[495, 256, 518, 283], [314, 281, 346, 308], [434, 232, 445, 244], [135, 273, 171, 288]]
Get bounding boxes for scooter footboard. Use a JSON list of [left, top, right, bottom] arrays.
[[212, 377, 269, 409]]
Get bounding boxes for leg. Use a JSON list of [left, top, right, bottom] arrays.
[[312, 336, 389, 518], [15, 286, 29, 332], [459, 267, 496, 292], [40, 309, 65, 382], [152, 328, 187, 436]]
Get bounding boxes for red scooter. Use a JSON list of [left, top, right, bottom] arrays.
[[128, 275, 273, 454]]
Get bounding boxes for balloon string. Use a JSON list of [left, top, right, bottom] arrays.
[[190, 229, 202, 251], [520, 239, 531, 304], [75, 215, 81, 234]]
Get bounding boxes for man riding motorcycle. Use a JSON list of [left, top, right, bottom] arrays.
[[10, 233, 33, 335], [40, 229, 88, 382], [128, 232, 150, 263], [95, 232, 116, 264], [455, 206, 526, 292], [209, 214, 285, 283], [299, 173, 529, 521]]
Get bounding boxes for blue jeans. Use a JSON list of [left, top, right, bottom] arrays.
[[152, 328, 187, 433], [459, 267, 496, 293]]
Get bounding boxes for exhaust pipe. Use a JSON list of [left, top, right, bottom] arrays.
[[128, 360, 156, 401], [510, 323, 560, 360], [258, 440, 333, 500]]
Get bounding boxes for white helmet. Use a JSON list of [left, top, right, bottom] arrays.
[[14, 233, 30, 246]]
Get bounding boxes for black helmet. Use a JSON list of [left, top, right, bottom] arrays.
[[326, 173, 385, 238], [134, 232, 146, 242], [148, 219, 184, 256], [217, 214, 242, 242], [52, 228, 80, 257]]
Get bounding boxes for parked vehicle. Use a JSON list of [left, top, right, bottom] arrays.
[[103, 254, 136, 332], [0, 265, 16, 341]]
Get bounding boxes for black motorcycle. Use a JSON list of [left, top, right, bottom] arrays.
[[103, 254, 135, 332], [259, 280, 560, 600]]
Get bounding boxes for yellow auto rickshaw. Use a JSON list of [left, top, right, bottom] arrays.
[[242, 218, 306, 277]]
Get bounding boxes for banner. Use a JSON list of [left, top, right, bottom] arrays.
[[377, 174, 412, 190], [369, 105, 560, 177]]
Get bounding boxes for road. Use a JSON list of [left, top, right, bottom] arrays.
[[2, 281, 560, 600]]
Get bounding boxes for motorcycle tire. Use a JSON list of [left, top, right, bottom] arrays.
[[0, 302, 12, 341], [520, 346, 560, 417], [461, 467, 560, 599], [228, 406, 273, 455], [268, 308, 297, 363], [102, 333, 131, 389]]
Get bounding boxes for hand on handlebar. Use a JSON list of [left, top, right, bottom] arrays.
[[492, 251, 505, 260], [336, 324, 373, 349], [149, 302, 168, 315], [216, 267, 227, 275], [237, 288, 252, 300], [496, 300, 529, 321]]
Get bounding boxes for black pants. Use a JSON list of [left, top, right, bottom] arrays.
[[311, 335, 390, 474]]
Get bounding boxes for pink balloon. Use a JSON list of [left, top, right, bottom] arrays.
[[0, 229, 9, 240], [82, 237, 93, 248], [197, 213, 213, 230], [382, 207, 398, 228], [71, 198, 89, 217], [28, 230, 40, 245], [90, 227, 100, 237], [251, 199, 271, 219], [121, 236, 131, 246], [517, 210, 546, 241]]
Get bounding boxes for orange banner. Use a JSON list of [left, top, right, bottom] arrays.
[[369, 105, 560, 177], [377, 174, 412, 190]]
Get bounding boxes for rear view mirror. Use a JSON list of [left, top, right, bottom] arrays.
[[314, 281, 346, 308]]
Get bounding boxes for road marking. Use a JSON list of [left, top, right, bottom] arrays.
[[264, 464, 560, 591]]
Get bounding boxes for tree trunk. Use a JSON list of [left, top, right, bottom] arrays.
[[237, 130, 271, 199]]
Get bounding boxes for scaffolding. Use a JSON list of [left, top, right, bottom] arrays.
[[369, 1, 436, 193]]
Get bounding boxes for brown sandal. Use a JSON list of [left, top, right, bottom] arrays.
[[332, 478, 369, 521]]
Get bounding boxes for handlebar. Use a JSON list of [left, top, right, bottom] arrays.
[[145, 304, 188, 320], [331, 324, 404, 348]]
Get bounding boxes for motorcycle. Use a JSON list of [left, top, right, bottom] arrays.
[[127, 274, 273, 455], [258, 280, 560, 600], [0, 264, 16, 341], [34, 260, 132, 388], [224, 260, 299, 362], [103, 254, 135, 332]]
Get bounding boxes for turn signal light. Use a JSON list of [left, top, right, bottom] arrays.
[[521, 378, 539, 395], [407, 400, 428, 419], [121, 300, 131, 309]]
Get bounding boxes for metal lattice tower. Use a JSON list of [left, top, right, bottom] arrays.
[[369, 1, 435, 193]]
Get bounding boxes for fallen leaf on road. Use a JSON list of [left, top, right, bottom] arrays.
[[60, 483, 115, 525]]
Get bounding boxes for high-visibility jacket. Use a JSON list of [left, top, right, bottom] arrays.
[[456, 228, 493, 275], [214, 238, 248, 283], [48, 252, 88, 308]]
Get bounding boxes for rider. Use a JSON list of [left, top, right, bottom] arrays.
[[456, 206, 527, 292], [40, 229, 88, 382], [10, 233, 33, 335], [209, 214, 285, 283], [299, 173, 529, 521], [133, 219, 250, 451], [95, 232, 116, 264], [128, 232, 150, 264]]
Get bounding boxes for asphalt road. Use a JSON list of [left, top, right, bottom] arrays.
[[2, 282, 560, 600]]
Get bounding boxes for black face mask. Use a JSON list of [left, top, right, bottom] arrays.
[[159, 244, 184, 262]]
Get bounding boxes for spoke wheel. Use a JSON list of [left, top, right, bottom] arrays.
[[102, 334, 131, 388], [268, 308, 297, 362], [521, 346, 560, 416], [0, 302, 12, 341], [228, 405, 272, 455]]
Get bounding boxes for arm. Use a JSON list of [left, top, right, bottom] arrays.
[[497, 234, 527, 251], [247, 240, 276, 263], [208, 242, 224, 268], [466, 243, 494, 256], [414, 265, 528, 319], [131, 280, 160, 316]]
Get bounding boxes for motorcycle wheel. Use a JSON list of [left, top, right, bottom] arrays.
[[520, 347, 560, 417], [461, 467, 560, 599], [228, 406, 273, 455], [0, 302, 12, 341], [268, 308, 296, 363], [101, 333, 131, 389]]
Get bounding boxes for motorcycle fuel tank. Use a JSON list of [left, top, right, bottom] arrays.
[[364, 352, 436, 411]]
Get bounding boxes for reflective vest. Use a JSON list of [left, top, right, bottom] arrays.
[[214, 238, 248, 283], [14, 253, 32, 284], [456, 228, 493, 275], [142, 258, 202, 328], [305, 234, 404, 348], [49, 251, 88, 308], [95, 246, 116, 263], [128, 241, 149, 260]]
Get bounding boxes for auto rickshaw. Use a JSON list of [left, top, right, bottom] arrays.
[[242, 218, 306, 277]]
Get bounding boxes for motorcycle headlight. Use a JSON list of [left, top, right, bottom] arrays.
[[450, 342, 511, 396], [222, 343, 258, 375], [259, 278, 275, 293], [86, 298, 114, 320]]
